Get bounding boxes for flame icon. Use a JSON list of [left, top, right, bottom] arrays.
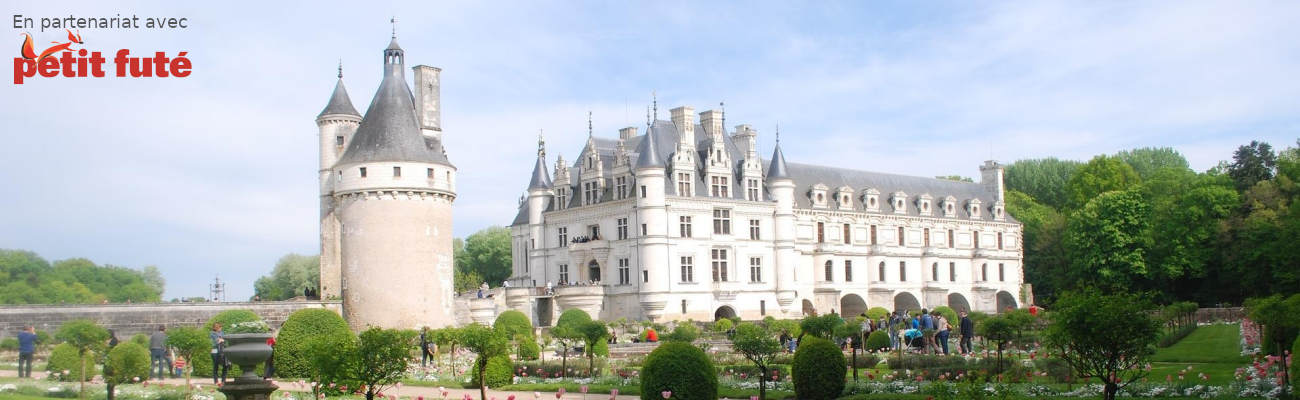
[[20, 29, 82, 61]]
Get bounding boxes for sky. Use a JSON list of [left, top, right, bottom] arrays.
[[1, 1, 1297, 301]]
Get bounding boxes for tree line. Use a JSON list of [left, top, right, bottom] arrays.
[[1005, 140, 1300, 305], [0, 249, 164, 304]]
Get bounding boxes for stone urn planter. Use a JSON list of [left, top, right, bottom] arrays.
[[223, 333, 273, 382]]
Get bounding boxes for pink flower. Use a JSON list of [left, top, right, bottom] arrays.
[[661, 391, 672, 399], [581, 385, 589, 393], [509, 396, 516, 400]]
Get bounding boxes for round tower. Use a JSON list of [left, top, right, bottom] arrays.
[[767, 139, 798, 316], [633, 120, 670, 321], [332, 36, 457, 330], [317, 63, 361, 300]]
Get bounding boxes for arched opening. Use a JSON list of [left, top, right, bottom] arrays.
[[714, 305, 737, 321], [893, 292, 920, 313], [996, 291, 1018, 312], [587, 260, 601, 283], [947, 293, 971, 314], [801, 299, 816, 316], [840, 294, 867, 318]]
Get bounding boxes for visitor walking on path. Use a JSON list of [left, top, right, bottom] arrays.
[[17, 326, 36, 378], [959, 311, 974, 354], [149, 325, 169, 380], [210, 323, 228, 384]]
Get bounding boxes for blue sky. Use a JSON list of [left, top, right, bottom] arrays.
[[1, 1, 1297, 300]]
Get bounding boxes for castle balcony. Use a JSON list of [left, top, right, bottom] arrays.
[[567, 239, 611, 265], [553, 284, 606, 317]]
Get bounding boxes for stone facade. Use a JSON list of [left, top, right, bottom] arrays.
[[0, 301, 340, 340], [506, 105, 1027, 325]]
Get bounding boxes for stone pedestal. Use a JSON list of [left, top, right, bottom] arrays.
[[218, 379, 278, 400]]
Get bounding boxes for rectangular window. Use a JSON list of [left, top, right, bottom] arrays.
[[981, 263, 988, 281], [680, 256, 694, 282], [843, 224, 851, 244], [999, 263, 1005, 281], [712, 209, 731, 235], [711, 249, 729, 282], [427, 168, 434, 178], [556, 188, 568, 210], [878, 263, 886, 282], [749, 219, 761, 240], [679, 216, 693, 238], [997, 232, 1004, 250], [845, 260, 853, 282], [899, 261, 907, 281], [640, 224, 647, 236], [924, 228, 930, 247], [359, 167, 367, 178], [583, 181, 600, 205], [749, 257, 762, 282], [760, 300, 766, 316], [558, 227, 567, 246], [589, 225, 600, 239], [746, 178, 760, 201], [615, 177, 628, 200], [974, 231, 981, 249], [949, 262, 956, 282], [817, 222, 825, 243], [898, 226, 905, 246], [824, 261, 833, 282], [948, 230, 955, 249], [710, 176, 729, 197], [558, 264, 569, 284], [617, 218, 628, 240], [393, 166, 401, 177], [640, 185, 647, 198], [870, 225, 877, 245], [618, 258, 631, 285], [643, 270, 649, 283], [681, 300, 687, 314], [335, 135, 344, 146], [931, 263, 938, 282], [677, 172, 692, 196]]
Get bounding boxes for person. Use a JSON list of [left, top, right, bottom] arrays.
[[174, 356, 187, 377], [149, 325, 168, 380], [644, 327, 658, 342], [263, 336, 276, 379], [920, 309, 934, 354], [17, 326, 36, 378], [165, 346, 176, 378], [477, 282, 488, 298], [888, 312, 901, 350], [959, 311, 974, 355], [210, 323, 228, 383], [935, 312, 951, 355], [419, 328, 433, 367], [778, 331, 792, 353], [545, 281, 554, 295]]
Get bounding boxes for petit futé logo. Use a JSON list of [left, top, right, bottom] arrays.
[[13, 29, 192, 84]]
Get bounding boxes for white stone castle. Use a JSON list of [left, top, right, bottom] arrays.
[[316, 34, 458, 330], [504, 104, 1027, 325]]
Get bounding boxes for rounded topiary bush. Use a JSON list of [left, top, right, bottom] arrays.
[[469, 354, 513, 388], [47, 343, 93, 382], [591, 338, 609, 357], [866, 307, 890, 321], [104, 342, 150, 385], [640, 341, 717, 400], [792, 337, 846, 400], [519, 339, 540, 360], [206, 309, 261, 330], [130, 334, 149, 347], [932, 306, 958, 327], [865, 330, 891, 352], [712, 318, 733, 332], [275, 308, 350, 378]]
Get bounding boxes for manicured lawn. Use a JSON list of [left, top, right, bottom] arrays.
[[1151, 324, 1247, 364], [0, 394, 55, 400]]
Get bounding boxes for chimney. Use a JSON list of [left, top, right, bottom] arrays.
[[670, 106, 695, 146], [979, 160, 1005, 202], [619, 126, 638, 141], [699, 110, 723, 140], [732, 124, 756, 157], [412, 65, 441, 135]]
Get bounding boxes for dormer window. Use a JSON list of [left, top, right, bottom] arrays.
[[836, 186, 854, 210], [942, 196, 957, 217], [861, 188, 880, 212], [993, 201, 1006, 221], [968, 199, 983, 219], [811, 183, 829, 208], [918, 194, 933, 216], [891, 191, 908, 214]]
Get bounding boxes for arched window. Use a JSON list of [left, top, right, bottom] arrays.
[[981, 263, 988, 282], [824, 260, 833, 282], [899, 261, 907, 281], [998, 263, 1005, 281]]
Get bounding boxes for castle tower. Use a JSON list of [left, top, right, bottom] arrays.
[[317, 64, 361, 300], [634, 120, 670, 321], [767, 137, 797, 316], [329, 35, 457, 330]]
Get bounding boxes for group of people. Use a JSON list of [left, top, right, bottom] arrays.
[[873, 309, 975, 355]]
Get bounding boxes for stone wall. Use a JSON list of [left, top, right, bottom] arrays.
[[0, 301, 341, 339]]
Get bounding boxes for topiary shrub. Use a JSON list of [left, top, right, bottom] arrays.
[[0, 337, 17, 351], [275, 308, 350, 378], [469, 354, 513, 388], [712, 318, 734, 332], [205, 309, 261, 330], [190, 349, 213, 377], [103, 342, 150, 385], [792, 337, 845, 400], [47, 343, 93, 382], [663, 323, 700, 343], [640, 341, 717, 400], [865, 330, 891, 352], [865, 307, 890, 321], [591, 338, 609, 357], [518, 339, 540, 360], [130, 334, 148, 347], [494, 310, 536, 360], [932, 306, 958, 327]]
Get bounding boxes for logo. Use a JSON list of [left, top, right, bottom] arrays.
[[13, 29, 191, 84]]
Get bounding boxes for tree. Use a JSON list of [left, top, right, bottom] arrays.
[[140, 266, 165, 296], [1246, 294, 1300, 395], [935, 175, 973, 182], [429, 327, 463, 374], [798, 313, 843, 340], [1228, 140, 1277, 191], [1005, 190, 1068, 302], [834, 320, 865, 381], [304, 332, 358, 398], [274, 308, 350, 378], [976, 314, 1017, 376], [1141, 170, 1238, 295], [1063, 190, 1151, 291], [1114, 147, 1190, 180], [458, 227, 512, 288], [0, 250, 161, 304], [552, 309, 592, 373], [730, 323, 781, 399], [1004, 157, 1082, 209], [1045, 289, 1160, 400], [102, 342, 149, 400], [493, 310, 535, 359], [577, 320, 609, 376], [165, 326, 210, 389], [1065, 155, 1141, 208], [55, 319, 109, 399], [351, 328, 416, 400], [460, 323, 508, 400], [252, 254, 320, 300]]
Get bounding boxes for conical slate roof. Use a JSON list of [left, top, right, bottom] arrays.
[[634, 123, 665, 169], [767, 142, 790, 179], [318, 78, 360, 118], [528, 155, 551, 190], [335, 41, 449, 166]]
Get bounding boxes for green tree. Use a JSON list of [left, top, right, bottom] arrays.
[[165, 326, 210, 388], [252, 254, 320, 300], [791, 337, 846, 400], [1063, 190, 1151, 290], [1005, 190, 1068, 302], [798, 313, 843, 340], [552, 309, 592, 373], [1228, 140, 1278, 191], [1004, 157, 1082, 209], [460, 323, 508, 400], [1246, 294, 1300, 394], [429, 327, 464, 374], [639, 342, 717, 400], [458, 227, 512, 287], [140, 266, 165, 297], [55, 319, 109, 399], [493, 310, 535, 359], [577, 320, 609, 376], [730, 322, 781, 399], [1142, 170, 1238, 296], [935, 175, 973, 182], [1114, 147, 1190, 180], [1045, 289, 1160, 400], [834, 320, 865, 381], [351, 328, 416, 400], [275, 308, 350, 378], [1065, 155, 1141, 208], [304, 332, 358, 398], [976, 314, 1017, 375], [103, 342, 149, 400]]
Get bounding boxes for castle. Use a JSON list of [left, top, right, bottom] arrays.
[[316, 34, 458, 330], [504, 105, 1027, 325]]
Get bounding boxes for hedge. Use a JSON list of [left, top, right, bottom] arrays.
[[47, 343, 93, 382], [931, 306, 958, 328], [274, 308, 350, 378], [470, 354, 514, 388], [640, 341, 717, 400], [103, 342, 150, 385], [864, 330, 891, 352], [865, 307, 890, 321], [792, 337, 845, 400], [205, 309, 261, 331]]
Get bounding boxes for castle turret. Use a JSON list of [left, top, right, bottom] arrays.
[[634, 118, 670, 321], [331, 35, 457, 330], [525, 135, 552, 280], [317, 64, 361, 300], [766, 136, 796, 315]]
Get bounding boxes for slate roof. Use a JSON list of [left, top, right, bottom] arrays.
[[528, 155, 551, 190], [335, 41, 451, 166], [318, 78, 360, 118]]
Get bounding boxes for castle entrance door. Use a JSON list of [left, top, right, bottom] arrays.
[[587, 260, 601, 283]]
